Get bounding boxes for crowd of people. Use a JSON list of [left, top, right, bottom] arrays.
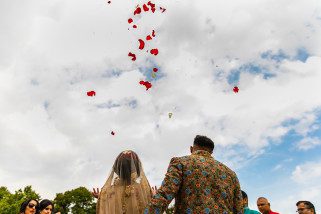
[[20, 135, 316, 214], [19, 199, 59, 214]]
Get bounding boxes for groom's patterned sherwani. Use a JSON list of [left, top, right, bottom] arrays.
[[145, 150, 243, 214]]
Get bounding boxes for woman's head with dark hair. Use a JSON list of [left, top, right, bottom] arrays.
[[113, 150, 141, 184], [192, 135, 214, 153], [39, 199, 54, 214], [20, 199, 39, 214]]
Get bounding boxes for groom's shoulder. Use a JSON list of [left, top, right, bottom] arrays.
[[169, 153, 200, 165], [215, 159, 238, 176], [168, 154, 191, 165]]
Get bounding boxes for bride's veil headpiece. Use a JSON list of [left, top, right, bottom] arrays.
[[97, 150, 152, 214]]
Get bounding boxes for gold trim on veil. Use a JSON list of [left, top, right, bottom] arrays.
[[97, 150, 152, 214]]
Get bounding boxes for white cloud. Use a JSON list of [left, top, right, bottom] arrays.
[[289, 160, 321, 213], [292, 160, 321, 184], [296, 137, 321, 150], [0, 1, 321, 210]]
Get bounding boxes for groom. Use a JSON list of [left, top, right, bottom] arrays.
[[145, 135, 243, 214]]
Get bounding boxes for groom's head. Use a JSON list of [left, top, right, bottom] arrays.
[[191, 135, 214, 154]]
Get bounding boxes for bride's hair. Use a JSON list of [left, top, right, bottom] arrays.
[[113, 150, 141, 184]]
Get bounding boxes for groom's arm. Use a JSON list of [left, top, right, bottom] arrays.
[[145, 157, 183, 213], [233, 173, 243, 214]]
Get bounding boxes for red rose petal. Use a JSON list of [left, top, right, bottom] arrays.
[[152, 30, 156, 37], [146, 35, 152, 40], [153, 67, 158, 72], [233, 86, 239, 93], [147, 1, 156, 13], [128, 52, 136, 61], [143, 4, 149, 11], [87, 91, 96, 96], [150, 48, 159, 56], [133, 25, 137, 28], [147, 1, 155, 8], [138, 39, 145, 50], [134, 7, 142, 15], [111, 131, 115, 135], [147, 1, 154, 7], [128, 18, 133, 24], [139, 80, 152, 90]]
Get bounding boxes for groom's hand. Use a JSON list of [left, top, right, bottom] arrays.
[[151, 186, 158, 196]]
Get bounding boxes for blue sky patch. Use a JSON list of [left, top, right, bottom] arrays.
[[294, 48, 309, 62], [228, 63, 275, 85], [138, 63, 165, 82], [238, 111, 321, 200], [261, 50, 289, 62]]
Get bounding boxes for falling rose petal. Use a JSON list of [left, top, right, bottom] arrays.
[[151, 72, 156, 78], [147, 1, 155, 8], [233, 86, 239, 93], [87, 91, 96, 96], [107, 1, 111, 4], [153, 67, 158, 72], [133, 25, 137, 28], [138, 39, 145, 50], [128, 18, 133, 24], [150, 48, 159, 56], [147, 1, 156, 13], [139, 80, 152, 90], [111, 131, 115, 135], [128, 52, 136, 61], [134, 7, 142, 15], [160, 7, 166, 13], [143, 4, 149, 11], [152, 30, 156, 37], [146, 35, 152, 40]]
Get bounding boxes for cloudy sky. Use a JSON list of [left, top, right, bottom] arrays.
[[1, 0, 321, 212]]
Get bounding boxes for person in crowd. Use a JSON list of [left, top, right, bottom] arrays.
[[20, 199, 39, 214], [92, 150, 154, 214], [296, 201, 316, 214], [145, 135, 243, 214], [39, 199, 60, 214], [241, 190, 260, 214], [257, 197, 279, 214]]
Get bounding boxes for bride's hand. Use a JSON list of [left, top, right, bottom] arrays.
[[91, 187, 100, 199]]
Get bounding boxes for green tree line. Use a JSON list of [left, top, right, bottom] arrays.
[[0, 186, 95, 214]]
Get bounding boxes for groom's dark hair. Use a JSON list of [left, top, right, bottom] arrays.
[[194, 135, 214, 152]]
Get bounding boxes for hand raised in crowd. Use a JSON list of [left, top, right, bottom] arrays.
[[91, 187, 100, 199], [151, 186, 158, 196]]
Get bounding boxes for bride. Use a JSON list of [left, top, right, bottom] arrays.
[[92, 150, 154, 214]]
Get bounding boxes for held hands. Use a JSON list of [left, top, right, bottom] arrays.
[[91, 187, 100, 199], [151, 186, 158, 196]]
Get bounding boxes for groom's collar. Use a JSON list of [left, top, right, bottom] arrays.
[[192, 150, 213, 158]]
